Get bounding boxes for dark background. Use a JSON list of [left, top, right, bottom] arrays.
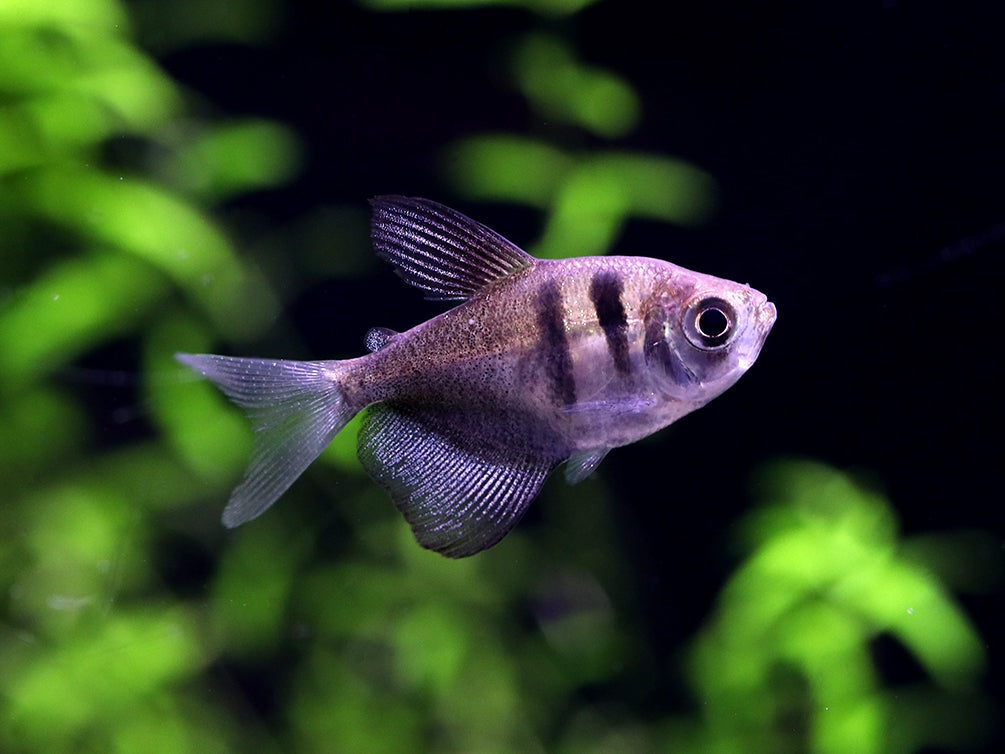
[[149, 0, 1003, 742]]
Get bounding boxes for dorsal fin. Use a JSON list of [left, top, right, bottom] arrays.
[[370, 196, 535, 301]]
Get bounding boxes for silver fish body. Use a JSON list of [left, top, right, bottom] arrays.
[[178, 197, 776, 557]]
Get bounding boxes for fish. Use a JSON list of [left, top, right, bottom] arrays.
[[177, 196, 776, 557]]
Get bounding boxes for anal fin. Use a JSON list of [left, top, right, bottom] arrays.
[[357, 404, 553, 557]]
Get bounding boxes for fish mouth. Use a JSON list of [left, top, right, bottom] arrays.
[[745, 288, 776, 333], [750, 298, 776, 348], [761, 300, 777, 330]]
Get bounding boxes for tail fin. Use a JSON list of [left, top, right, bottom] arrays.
[[175, 353, 355, 527]]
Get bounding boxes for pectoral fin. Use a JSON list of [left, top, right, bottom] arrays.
[[564, 449, 610, 484], [357, 404, 553, 557], [560, 397, 657, 415]]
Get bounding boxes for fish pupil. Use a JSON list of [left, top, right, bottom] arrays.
[[696, 307, 729, 339]]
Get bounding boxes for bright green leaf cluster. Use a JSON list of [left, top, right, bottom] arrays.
[[667, 460, 991, 754]]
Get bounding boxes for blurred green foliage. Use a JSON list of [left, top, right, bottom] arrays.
[[441, 30, 716, 259], [511, 33, 640, 138], [360, 0, 601, 16], [0, 2, 995, 753], [445, 135, 715, 258], [668, 460, 993, 754]]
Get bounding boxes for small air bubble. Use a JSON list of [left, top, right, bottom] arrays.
[[907, 607, 914, 615], [52, 294, 59, 301], [48, 594, 94, 610]]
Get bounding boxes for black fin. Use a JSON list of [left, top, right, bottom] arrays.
[[370, 196, 535, 301], [564, 449, 609, 484], [175, 353, 355, 527], [364, 326, 399, 352], [357, 404, 553, 557]]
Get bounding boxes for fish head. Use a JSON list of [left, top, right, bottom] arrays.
[[642, 272, 776, 403]]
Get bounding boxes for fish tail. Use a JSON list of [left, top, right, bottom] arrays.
[[175, 353, 355, 527]]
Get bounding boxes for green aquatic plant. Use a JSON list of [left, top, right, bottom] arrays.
[[0, 3, 299, 751], [441, 31, 716, 260], [666, 460, 993, 754]]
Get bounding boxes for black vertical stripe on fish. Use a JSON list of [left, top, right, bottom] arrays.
[[537, 281, 577, 406], [589, 271, 631, 375]]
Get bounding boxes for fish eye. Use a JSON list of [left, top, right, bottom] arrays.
[[684, 297, 736, 350]]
